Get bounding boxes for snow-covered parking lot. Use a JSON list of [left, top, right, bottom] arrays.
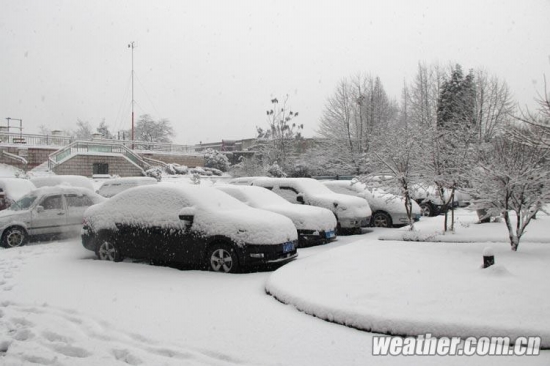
[[1, 210, 549, 365]]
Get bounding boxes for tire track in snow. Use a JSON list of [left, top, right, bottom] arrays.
[[0, 301, 256, 365]]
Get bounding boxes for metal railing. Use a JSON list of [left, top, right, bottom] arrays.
[[48, 140, 151, 171], [0, 132, 198, 153]]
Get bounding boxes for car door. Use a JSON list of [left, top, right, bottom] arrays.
[[65, 193, 94, 233], [31, 194, 67, 235]]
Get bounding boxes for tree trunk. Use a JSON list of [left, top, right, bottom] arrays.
[[503, 211, 519, 251]]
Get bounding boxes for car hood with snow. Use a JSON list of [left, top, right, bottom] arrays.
[[85, 183, 298, 246], [216, 185, 336, 232]]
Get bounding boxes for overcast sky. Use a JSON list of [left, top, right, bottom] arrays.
[[1, 0, 549, 145]]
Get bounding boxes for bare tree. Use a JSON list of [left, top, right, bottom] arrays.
[[72, 119, 93, 140], [317, 74, 397, 175], [256, 95, 302, 172], [134, 114, 174, 144], [472, 69, 515, 143], [467, 132, 550, 251]]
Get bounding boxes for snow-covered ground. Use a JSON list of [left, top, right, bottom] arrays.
[[0, 165, 548, 364], [0, 230, 548, 365]]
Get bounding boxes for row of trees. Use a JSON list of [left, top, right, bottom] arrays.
[[240, 63, 549, 251], [40, 114, 175, 144]]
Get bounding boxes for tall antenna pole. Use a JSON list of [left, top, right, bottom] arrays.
[[128, 41, 135, 147]]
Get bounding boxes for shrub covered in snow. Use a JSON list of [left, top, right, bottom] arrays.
[[204, 148, 230, 172]]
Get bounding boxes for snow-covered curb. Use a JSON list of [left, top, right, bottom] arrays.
[[266, 240, 550, 348], [379, 208, 550, 244]]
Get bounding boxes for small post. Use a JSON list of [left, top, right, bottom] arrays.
[[482, 247, 495, 268]]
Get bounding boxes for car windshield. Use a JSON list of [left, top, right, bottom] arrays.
[[10, 195, 37, 211], [294, 179, 335, 195]]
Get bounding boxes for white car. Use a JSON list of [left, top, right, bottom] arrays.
[[96, 177, 158, 198], [217, 185, 337, 246], [0, 186, 105, 248], [323, 180, 421, 227], [82, 183, 298, 273], [30, 175, 95, 192], [250, 177, 371, 233]]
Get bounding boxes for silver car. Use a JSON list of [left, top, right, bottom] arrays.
[[0, 186, 105, 248]]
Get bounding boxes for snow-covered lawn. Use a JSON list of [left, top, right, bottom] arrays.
[[0, 233, 548, 365], [378, 208, 549, 243]]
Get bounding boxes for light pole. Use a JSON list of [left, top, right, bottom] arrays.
[[6, 117, 23, 142], [128, 41, 135, 148]]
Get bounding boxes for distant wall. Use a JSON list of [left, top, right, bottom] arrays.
[[0, 147, 58, 171], [52, 154, 145, 177], [139, 152, 205, 167]]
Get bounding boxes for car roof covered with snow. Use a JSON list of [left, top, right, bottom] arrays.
[[30, 175, 95, 192], [323, 180, 421, 215], [251, 177, 372, 220], [97, 176, 158, 197], [216, 185, 336, 231], [85, 183, 297, 245]]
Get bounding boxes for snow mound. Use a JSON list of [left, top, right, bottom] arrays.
[[266, 239, 550, 347]]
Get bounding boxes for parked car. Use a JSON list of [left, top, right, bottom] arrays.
[[96, 177, 158, 198], [249, 177, 371, 234], [217, 185, 337, 246], [82, 183, 298, 273], [0, 178, 36, 211], [31, 175, 95, 192], [323, 180, 421, 227], [0, 186, 105, 248], [410, 184, 467, 217]]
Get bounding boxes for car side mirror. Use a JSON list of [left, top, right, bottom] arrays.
[[179, 214, 194, 228], [36, 206, 44, 213], [296, 194, 305, 204]]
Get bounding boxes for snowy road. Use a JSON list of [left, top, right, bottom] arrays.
[[0, 232, 548, 365]]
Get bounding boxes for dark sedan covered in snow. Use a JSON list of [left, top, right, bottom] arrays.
[[82, 183, 298, 273]]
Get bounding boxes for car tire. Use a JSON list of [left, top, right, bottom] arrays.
[[207, 243, 240, 273], [1, 227, 28, 248], [372, 212, 393, 228], [95, 237, 123, 262], [419, 202, 434, 217]]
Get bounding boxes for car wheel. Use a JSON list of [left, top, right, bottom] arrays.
[[96, 238, 123, 262], [207, 244, 240, 273], [372, 212, 393, 228], [1, 227, 28, 248], [420, 203, 433, 217]]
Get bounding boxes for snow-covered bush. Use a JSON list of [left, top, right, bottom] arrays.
[[204, 148, 230, 172], [203, 167, 223, 176], [145, 167, 163, 181], [229, 155, 266, 178], [267, 162, 287, 178]]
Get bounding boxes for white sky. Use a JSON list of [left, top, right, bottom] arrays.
[[1, 0, 549, 145]]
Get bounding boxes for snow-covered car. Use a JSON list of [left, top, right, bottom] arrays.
[[323, 180, 421, 227], [250, 177, 371, 233], [0, 186, 105, 248], [96, 176, 158, 198], [228, 177, 260, 185], [31, 175, 95, 192], [82, 183, 298, 273], [216, 185, 337, 246], [0, 178, 36, 211], [410, 184, 465, 217]]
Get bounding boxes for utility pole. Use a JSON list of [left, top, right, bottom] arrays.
[[128, 41, 135, 148]]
